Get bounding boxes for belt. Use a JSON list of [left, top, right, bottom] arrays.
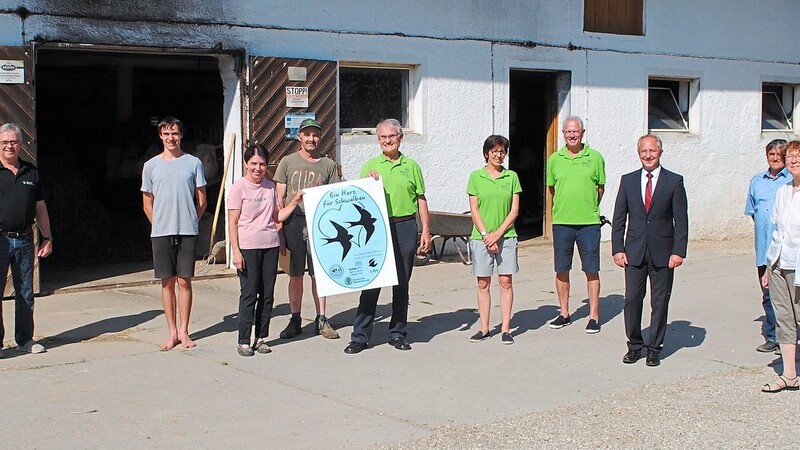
[[389, 214, 416, 223], [0, 230, 31, 238]]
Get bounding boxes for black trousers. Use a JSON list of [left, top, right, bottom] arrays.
[[351, 219, 417, 343], [624, 248, 674, 354], [237, 247, 279, 345]]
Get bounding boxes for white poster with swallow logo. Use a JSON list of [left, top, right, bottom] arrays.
[[303, 177, 398, 297]]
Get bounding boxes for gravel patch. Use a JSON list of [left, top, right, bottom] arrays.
[[385, 366, 800, 449]]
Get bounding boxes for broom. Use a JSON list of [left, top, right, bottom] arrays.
[[200, 133, 236, 270]]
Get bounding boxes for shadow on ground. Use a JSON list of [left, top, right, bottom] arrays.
[[656, 319, 707, 360], [38, 309, 163, 351]]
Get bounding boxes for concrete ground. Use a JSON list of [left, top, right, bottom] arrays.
[[1, 239, 797, 448]]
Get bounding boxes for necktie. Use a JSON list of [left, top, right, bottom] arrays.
[[645, 172, 653, 212]]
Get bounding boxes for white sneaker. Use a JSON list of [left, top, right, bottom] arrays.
[[18, 340, 45, 354]]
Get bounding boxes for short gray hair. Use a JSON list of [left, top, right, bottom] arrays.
[[562, 116, 584, 131], [637, 134, 663, 151], [766, 138, 787, 157], [0, 122, 21, 139], [376, 118, 403, 139]]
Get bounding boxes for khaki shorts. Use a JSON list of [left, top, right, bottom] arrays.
[[470, 237, 519, 277], [767, 266, 800, 344]]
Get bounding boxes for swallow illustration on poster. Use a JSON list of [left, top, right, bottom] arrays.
[[303, 177, 398, 297]]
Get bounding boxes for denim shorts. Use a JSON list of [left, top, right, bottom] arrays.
[[471, 237, 519, 277], [552, 224, 600, 273]]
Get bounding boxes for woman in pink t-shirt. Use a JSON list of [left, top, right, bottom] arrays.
[[228, 145, 301, 356]]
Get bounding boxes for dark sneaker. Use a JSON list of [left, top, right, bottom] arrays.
[[388, 336, 412, 351], [549, 315, 571, 329], [18, 340, 45, 354], [756, 341, 779, 353], [315, 318, 340, 339], [469, 330, 490, 343], [585, 319, 601, 334], [279, 317, 302, 339], [0, 347, 5, 358], [501, 332, 514, 345]]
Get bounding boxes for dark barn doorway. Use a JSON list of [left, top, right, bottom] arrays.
[[35, 49, 225, 285], [509, 70, 557, 239]]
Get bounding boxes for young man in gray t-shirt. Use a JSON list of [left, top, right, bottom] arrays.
[[142, 117, 207, 350]]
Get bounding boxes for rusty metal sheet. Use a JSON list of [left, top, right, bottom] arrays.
[[248, 57, 337, 166]]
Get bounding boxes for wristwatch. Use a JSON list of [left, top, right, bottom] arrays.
[[480, 230, 488, 237], [42, 236, 52, 243]]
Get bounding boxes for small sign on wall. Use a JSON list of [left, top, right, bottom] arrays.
[[0, 60, 24, 84], [288, 66, 307, 81], [286, 86, 309, 107], [285, 112, 316, 140]]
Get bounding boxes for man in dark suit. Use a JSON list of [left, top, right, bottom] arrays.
[[611, 134, 688, 367]]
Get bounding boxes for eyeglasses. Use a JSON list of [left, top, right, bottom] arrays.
[[787, 154, 800, 161], [0, 140, 19, 147], [378, 134, 400, 142], [489, 149, 508, 156]]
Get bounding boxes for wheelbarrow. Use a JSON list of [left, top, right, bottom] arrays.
[[413, 214, 611, 266], [415, 211, 474, 266]]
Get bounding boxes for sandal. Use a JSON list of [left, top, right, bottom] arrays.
[[254, 340, 272, 354], [237, 344, 255, 357], [762, 375, 799, 393]]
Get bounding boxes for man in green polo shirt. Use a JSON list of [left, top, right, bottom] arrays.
[[546, 116, 606, 334], [344, 118, 432, 354]]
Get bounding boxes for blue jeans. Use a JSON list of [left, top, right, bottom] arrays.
[[757, 265, 777, 342], [351, 218, 417, 343], [0, 235, 35, 345]]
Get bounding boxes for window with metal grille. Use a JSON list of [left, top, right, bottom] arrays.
[[584, 0, 644, 36]]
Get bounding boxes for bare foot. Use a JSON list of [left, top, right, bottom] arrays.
[[180, 334, 197, 349], [160, 336, 180, 351]]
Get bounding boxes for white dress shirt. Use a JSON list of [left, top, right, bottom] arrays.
[[641, 165, 662, 204], [765, 183, 800, 279]]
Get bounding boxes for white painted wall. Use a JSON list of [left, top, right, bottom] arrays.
[[0, 0, 798, 240]]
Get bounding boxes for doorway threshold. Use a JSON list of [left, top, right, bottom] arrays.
[[40, 261, 235, 295]]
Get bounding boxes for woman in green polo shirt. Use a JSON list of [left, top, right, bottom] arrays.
[[466, 135, 522, 345]]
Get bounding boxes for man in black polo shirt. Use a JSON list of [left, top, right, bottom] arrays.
[[0, 122, 53, 357]]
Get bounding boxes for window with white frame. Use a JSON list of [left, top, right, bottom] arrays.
[[339, 65, 411, 132], [762, 83, 794, 131], [648, 78, 692, 131]]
